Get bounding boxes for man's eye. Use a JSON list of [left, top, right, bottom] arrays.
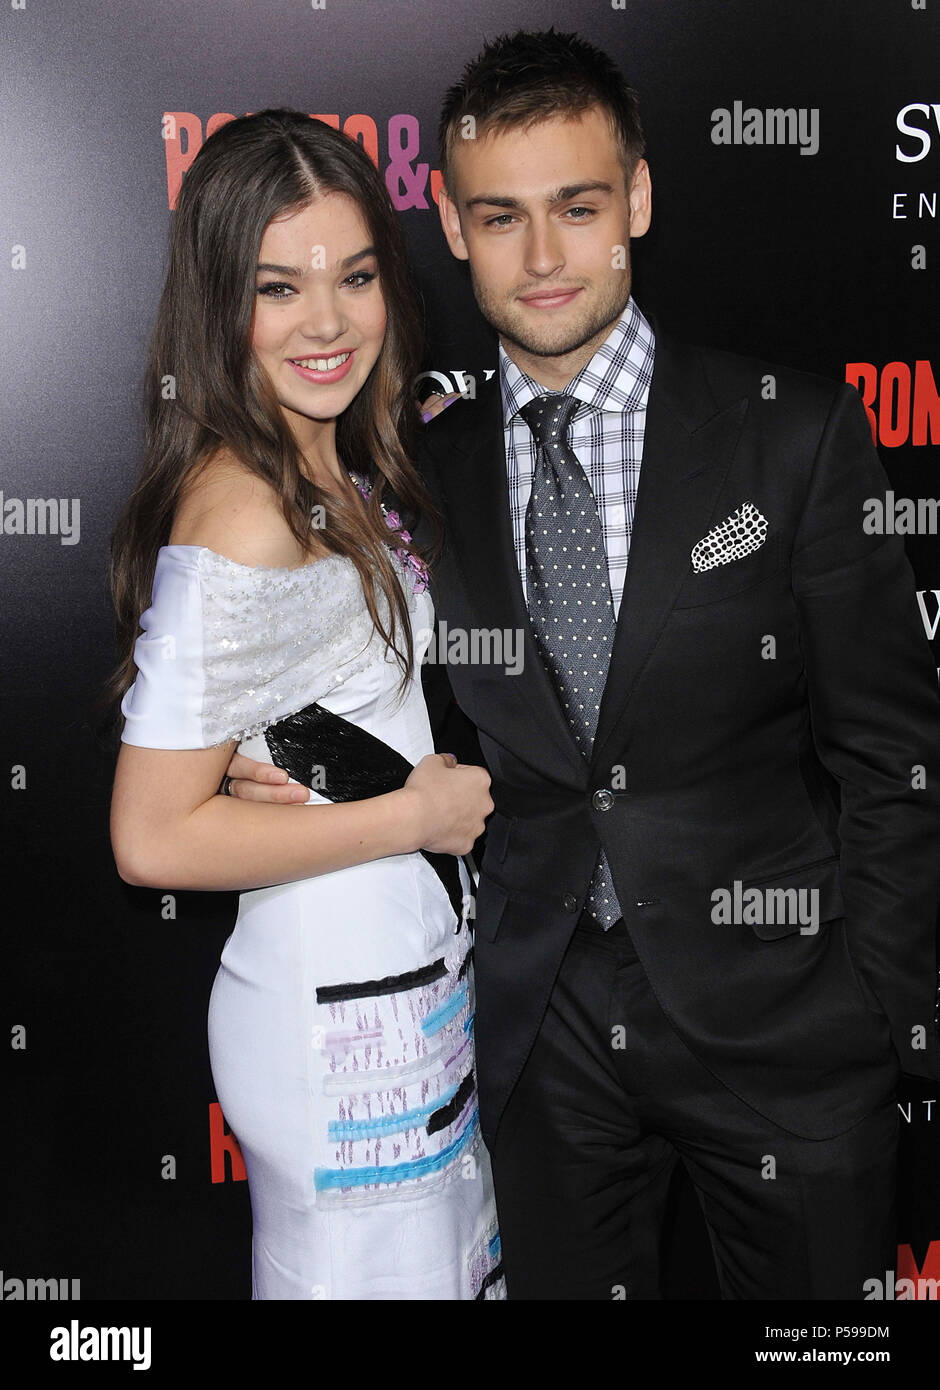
[[486, 214, 516, 228], [565, 206, 594, 219], [256, 282, 294, 299]]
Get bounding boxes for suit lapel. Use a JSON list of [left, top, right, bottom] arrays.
[[426, 333, 750, 784], [428, 378, 587, 781], [592, 333, 749, 770]]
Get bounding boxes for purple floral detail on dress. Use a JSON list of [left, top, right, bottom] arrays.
[[350, 472, 429, 596]]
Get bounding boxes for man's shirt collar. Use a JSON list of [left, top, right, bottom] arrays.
[[498, 295, 655, 423]]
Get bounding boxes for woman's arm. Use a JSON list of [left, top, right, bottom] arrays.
[[112, 739, 435, 890], [111, 459, 492, 889]]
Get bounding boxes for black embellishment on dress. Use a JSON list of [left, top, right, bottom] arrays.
[[315, 957, 448, 1005], [263, 700, 465, 922], [427, 1070, 475, 1136], [475, 1262, 505, 1299]]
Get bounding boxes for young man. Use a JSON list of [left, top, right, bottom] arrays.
[[224, 30, 940, 1298]]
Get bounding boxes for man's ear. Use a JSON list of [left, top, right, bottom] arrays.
[[628, 159, 652, 239], [437, 186, 470, 262]]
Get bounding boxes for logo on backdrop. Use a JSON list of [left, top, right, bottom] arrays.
[[845, 360, 939, 447], [415, 368, 497, 401], [917, 590, 940, 644], [893, 103, 938, 220], [162, 112, 443, 212], [209, 1102, 246, 1184], [896, 103, 940, 162]]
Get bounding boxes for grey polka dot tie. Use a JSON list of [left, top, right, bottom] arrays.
[[520, 393, 622, 928]]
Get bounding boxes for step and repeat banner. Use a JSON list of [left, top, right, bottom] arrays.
[[2, 0, 938, 1311]]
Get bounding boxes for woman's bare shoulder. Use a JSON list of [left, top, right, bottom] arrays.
[[169, 450, 308, 569]]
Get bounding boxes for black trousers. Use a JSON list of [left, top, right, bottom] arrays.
[[489, 914, 898, 1299]]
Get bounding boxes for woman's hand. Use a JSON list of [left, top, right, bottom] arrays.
[[401, 752, 493, 856], [419, 390, 461, 423], [219, 750, 492, 856], [223, 751, 310, 802]]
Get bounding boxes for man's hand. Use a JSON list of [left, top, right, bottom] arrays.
[[222, 751, 310, 802]]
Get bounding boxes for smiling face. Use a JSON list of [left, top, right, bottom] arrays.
[[438, 106, 651, 390], [251, 192, 387, 462]]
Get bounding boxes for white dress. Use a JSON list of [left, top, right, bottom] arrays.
[[119, 499, 504, 1300]]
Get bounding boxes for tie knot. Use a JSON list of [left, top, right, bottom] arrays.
[[519, 393, 579, 448]]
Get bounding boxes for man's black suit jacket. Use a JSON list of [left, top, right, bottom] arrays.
[[416, 326, 940, 1145]]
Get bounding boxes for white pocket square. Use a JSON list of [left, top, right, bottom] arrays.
[[691, 501, 768, 573]]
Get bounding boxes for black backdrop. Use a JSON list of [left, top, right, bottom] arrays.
[[2, 0, 938, 1316]]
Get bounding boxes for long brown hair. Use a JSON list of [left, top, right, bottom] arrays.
[[105, 108, 441, 715]]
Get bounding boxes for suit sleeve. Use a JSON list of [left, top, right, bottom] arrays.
[[791, 382, 940, 1079], [416, 432, 491, 866]]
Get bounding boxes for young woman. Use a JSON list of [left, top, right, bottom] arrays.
[[109, 109, 503, 1300]]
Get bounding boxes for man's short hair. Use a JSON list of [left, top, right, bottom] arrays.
[[438, 27, 645, 195]]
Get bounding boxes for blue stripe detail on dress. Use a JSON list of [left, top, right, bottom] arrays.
[[314, 1109, 478, 1191], [327, 1083, 461, 1141], [420, 983, 468, 1036]]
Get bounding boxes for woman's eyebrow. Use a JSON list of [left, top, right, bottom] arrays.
[[256, 246, 377, 277], [257, 261, 305, 276]]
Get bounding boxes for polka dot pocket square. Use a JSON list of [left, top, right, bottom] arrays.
[[690, 501, 769, 574]]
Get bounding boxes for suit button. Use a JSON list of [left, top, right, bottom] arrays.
[[563, 894, 578, 912], [592, 788, 614, 811]]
